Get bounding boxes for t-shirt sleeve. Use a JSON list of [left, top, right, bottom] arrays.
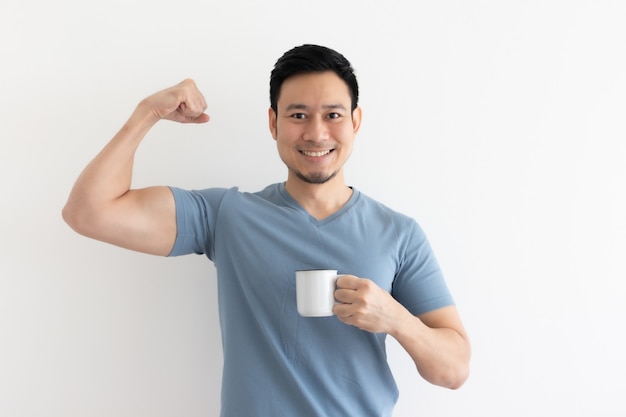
[[391, 219, 455, 316], [167, 186, 229, 260]]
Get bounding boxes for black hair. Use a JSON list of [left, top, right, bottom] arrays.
[[269, 44, 359, 113]]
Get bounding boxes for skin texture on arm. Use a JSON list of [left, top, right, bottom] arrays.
[[62, 79, 210, 256], [334, 275, 471, 389]]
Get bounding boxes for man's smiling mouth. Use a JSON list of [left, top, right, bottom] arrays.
[[300, 149, 333, 157]]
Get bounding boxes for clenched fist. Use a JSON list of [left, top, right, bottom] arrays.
[[139, 78, 210, 124]]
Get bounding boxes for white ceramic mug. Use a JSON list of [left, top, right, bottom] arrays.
[[295, 269, 342, 317]]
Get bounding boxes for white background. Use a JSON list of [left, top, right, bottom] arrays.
[[1, 1, 625, 416]]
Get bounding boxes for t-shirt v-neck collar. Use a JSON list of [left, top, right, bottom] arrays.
[[277, 182, 360, 226]]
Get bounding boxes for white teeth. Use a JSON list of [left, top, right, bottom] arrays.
[[301, 150, 331, 157]]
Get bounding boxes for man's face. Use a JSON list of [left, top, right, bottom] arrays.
[[269, 71, 361, 185]]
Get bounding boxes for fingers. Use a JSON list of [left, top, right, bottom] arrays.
[[335, 275, 375, 302], [335, 274, 361, 290], [333, 276, 395, 333], [168, 79, 210, 124], [142, 78, 210, 124], [334, 276, 369, 311], [174, 102, 210, 124]]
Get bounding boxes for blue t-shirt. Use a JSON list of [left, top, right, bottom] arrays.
[[169, 183, 454, 417]]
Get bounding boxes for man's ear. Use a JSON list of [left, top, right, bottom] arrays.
[[268, 107, 278, 140], [352, 106, 363, 134]]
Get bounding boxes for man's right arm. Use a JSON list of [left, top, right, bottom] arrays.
[[62, 79, 210, 256]]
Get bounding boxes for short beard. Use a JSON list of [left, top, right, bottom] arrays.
[[295, 170, 338, 184]]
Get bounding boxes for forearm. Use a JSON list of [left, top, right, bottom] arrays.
[[390, 306, 471, 389], [333, 276, 470, 389]]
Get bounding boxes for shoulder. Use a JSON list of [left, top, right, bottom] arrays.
[[170, 183, 288, 214], [354, 189, 420, 231], [169, 185, 235, 201]]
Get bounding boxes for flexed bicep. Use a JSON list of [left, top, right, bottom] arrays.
[[63, 79, 209, 255]]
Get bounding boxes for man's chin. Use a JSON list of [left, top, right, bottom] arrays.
[[296, 171, 337, 185]]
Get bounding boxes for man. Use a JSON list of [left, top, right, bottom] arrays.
[[63, 44, 470, 416]]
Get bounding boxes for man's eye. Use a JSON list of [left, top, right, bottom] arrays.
[[328, 112, 341, 119], [291, 113, 306, 119]]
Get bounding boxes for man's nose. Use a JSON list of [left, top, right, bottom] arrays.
[[303, 117, 330, 142]]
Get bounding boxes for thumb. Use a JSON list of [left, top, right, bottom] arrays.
[[178, 111, 210, 124], [172, 101, 210, 124]]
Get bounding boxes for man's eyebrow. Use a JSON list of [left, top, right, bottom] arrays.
[[285, 103, 308, 111], [323, 104, 347, 110], [284, 103, 347, 111]]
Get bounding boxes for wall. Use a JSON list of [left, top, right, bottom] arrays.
[[1, 1, 625, 416]]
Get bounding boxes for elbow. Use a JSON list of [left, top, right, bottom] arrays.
[[445, 364, 470, 390], [424, 363, 470, 390], [443, 336, 471, 390], [62, 198, 98, 238], [443, 347, 471, 390], [62, 200, 83, 234], [417, 349, 471, 390]]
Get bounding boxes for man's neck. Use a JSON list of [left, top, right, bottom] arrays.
[[284, 173, 353, 221]]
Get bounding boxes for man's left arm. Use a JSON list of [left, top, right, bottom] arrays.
[[334, 275, 470, 389]]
